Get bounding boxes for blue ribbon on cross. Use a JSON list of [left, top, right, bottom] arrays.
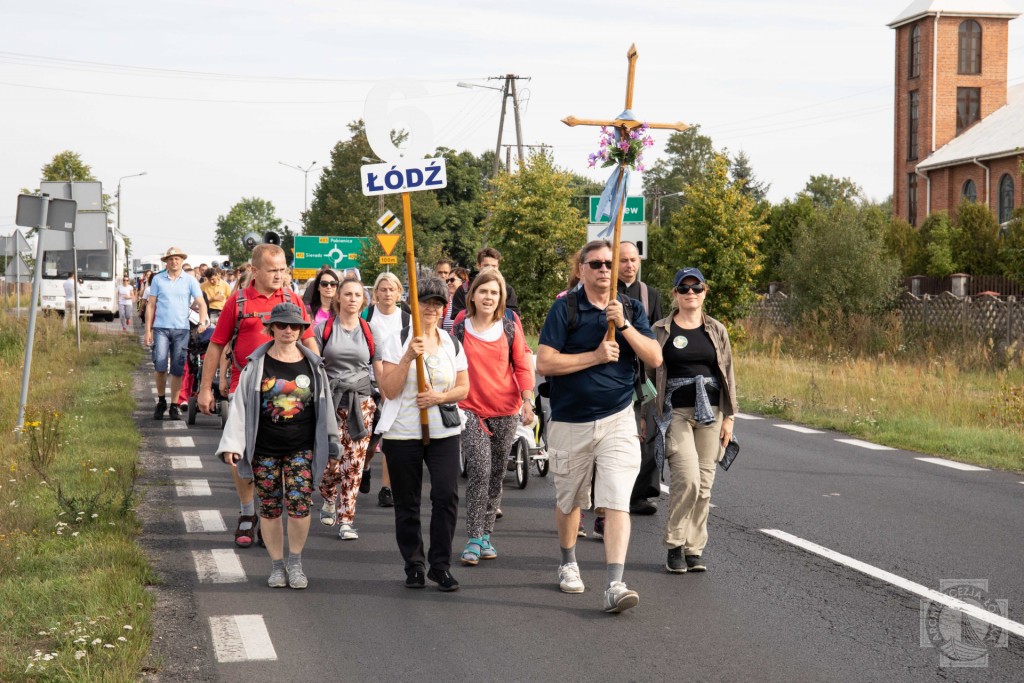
[[594, 109, 637, 237]]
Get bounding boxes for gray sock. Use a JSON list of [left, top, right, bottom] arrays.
[[287, 553, 302, 569], [272, 559, 285, 572], [560, 545, 576, 565], [607, 563, 624, 587], [240, 500, 255, 516]]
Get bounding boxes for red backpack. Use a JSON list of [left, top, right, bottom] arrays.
[[320, 316, 375, 359]]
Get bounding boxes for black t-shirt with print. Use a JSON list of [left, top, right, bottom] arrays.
[[662, 319, 721, 409], [258, 355, 316, 456]]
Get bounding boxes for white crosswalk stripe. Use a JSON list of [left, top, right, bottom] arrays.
[[209, 615, 277, 662], [175, 479, 211, 496], [162, 421, 188, 430], [165, 436, 196, 448], [170, 456, 203, 469], [193, 549, 247, 583], [182, 509, 227, 533]]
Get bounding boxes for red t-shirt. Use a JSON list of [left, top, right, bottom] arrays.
[[210, 285, 314, 393]]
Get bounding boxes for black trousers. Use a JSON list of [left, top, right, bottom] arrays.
[[383, 435, 461, 573], [631, 403, 661, 501]]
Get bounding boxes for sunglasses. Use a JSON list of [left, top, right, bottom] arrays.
[[446, 277, 460, 284], [584, 260, 614, 271], [319, 281, 338, 288], [676, 283, 706, 294], [272, 322, 304, 331]]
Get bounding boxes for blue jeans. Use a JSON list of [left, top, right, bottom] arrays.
[[152, 327, 189, 376]]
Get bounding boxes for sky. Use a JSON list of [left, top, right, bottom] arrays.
[[3, 0, 1024, 260]]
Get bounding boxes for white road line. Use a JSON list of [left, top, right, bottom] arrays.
[[761, 529, 1024, 641], [914, 457, 989, 472], [835, 438, 894, 451], [175, 479, 211, 496], [734, 412, 763, 420], [150, 387, 158, 395], [170, 456, 203, 469], [162, 421, 188, 430], [165, 436, 196, 448], [182, 510, 227, 533], [774, 424, 824, 434], [209, 615, 277, 663], [193, 549, 247, 584]]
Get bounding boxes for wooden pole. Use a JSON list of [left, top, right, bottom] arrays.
[[401, 191, 430, 444], [606, 162, 628, 341]]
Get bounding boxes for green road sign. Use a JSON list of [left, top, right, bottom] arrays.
[[589, 195, 645, 223], [293, 235, 369, 279]]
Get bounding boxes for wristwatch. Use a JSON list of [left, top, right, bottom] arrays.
[[616, 319, 632, 332]]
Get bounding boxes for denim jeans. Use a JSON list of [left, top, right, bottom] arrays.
[[152, 327, 190, 376]]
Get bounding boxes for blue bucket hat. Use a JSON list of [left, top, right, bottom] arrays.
[[674, 267, 706, 287]]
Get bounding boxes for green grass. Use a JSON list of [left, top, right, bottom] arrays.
[[0, 312, 154, 681]]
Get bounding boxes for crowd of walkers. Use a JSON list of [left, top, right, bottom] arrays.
[[142, 239, 737, 614]]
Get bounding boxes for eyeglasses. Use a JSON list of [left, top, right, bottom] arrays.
[[676, 283, 706, 294], [272, 322, 304, 331], [446, 277, 460, 284], [319, 281, 338, 288], [584, 260, 614, 271]]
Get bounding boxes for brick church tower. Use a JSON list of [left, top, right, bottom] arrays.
[[890, 0, 1019, 226]]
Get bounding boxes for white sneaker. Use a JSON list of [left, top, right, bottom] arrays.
[[558, 562, 585, 593], [603, 581, 639, 614], [337, 523, 358, 540]]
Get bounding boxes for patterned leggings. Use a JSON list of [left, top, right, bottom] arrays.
[[318, 396, 375, 525], [462, 412, 519, 539], [252, 449, 314, 519]]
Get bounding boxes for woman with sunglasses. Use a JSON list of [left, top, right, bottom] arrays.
[[646, 267, 737, 575], [315, 277, 382, 540], [307, 269, 341, 325], [377, 277, 469, 591], [118, 276, 137, 332], [217, 302, 340, 589], [441, 266, 468, 333]]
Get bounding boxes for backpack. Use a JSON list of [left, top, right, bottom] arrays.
[[320, 315, 375, 359], [226, 287, 306, 370], [451, 310, 517, 366], [564, 290, 636, 333]]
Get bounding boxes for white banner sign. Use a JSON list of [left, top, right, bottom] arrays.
[[360, 158, 448, 197]]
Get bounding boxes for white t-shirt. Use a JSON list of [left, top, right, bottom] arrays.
[[369, 307, 404, 346], [63, 278, 75, 300], [376, 330, 468, 440], [118, 285, 135, 304]]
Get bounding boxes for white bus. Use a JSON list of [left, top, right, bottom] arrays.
[[39, 224, 127, 321]]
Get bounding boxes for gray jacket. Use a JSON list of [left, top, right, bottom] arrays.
[[216, 341, 340, 486]]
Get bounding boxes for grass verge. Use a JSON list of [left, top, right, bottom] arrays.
[[0, 311, 154, 681]]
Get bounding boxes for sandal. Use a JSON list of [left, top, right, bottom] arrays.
[[480, 534, 497, 560], [461, 538, 483, 566], [234, 514, 258, 548], [319, 500, 337, 527]]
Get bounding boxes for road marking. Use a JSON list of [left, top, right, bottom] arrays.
[[162, 421, 188, 430], [175, 479, 211, 496], [914, 457, 989, 472], [774, 424, 823, 434], [761, 529, 1024, 640], [734, 412, 763, 420], [182, 510, 226, 533], [209, 615, 277, 663], [165, 436, 195, 448], [835, 438, 894, 451], [150, 388, 158, 395], [171, 456, 203, 469], [193, 549, 247, 583]]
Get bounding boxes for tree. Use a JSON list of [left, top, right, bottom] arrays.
[[953, 201, 1000, 274], [41, 150, 95, 182], [782, 202, 901, 317], [883, 215, 920, 277], [759, 195, 815, 289], [215, 197, 283, 266], [998, 207, 1024, 279], [731, 150, 770, 203], [643, 126, 719, 223], [798, 174, 864, 209], [912, 211, 960, 277], [646, 154, 767, 325], [486, 149, 586, 330]]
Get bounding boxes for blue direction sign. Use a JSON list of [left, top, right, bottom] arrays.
[[360, 158, 448, 196]]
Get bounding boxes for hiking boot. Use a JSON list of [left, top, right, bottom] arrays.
[[427, 567, 459, 592], [666, 546, 687, 573], [603, 581, 639, 614], [153, 397, 167, 420], [377, 486, 394, 507], [685, 555, 706, 572], [558, 562, 585, 593], [167, 404, 181, 420]]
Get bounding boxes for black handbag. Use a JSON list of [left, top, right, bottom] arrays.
[[438, 403, 461, 428], [718, 436, 740, 471]]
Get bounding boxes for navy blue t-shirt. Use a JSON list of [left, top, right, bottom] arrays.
[[539, 289, 654, 423]]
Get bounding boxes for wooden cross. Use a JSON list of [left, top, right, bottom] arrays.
[[563, 43, 689, 338]]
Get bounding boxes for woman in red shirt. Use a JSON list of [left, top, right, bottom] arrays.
[[453, 268, 535, 565]]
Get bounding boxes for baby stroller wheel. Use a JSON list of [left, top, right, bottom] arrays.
[[187, 397, 198, 425], [536, 455, 549, 477], [513, 437, 530, 489]]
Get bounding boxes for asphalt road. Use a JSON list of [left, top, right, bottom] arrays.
[[129, 351, 1024, 682]]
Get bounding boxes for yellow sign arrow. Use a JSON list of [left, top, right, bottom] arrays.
[[376, 233, 401, 256]]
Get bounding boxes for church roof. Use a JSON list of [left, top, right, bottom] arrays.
[[916, 84, 1024, 170], [888, 0, 1020, 28]]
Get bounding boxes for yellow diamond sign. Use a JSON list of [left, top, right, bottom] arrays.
[[376, 233, 401, 256]]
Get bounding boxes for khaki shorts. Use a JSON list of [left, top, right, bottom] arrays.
[[547, 404, 641, 514]]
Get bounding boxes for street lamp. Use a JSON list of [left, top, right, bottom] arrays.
[[655, 190, 685, 226], [117, 171, 147, 234], [279, 161, 318, 225]]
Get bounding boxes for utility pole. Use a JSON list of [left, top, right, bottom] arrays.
[[486, 74, 530, 175]]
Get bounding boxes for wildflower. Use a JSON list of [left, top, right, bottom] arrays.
[[117, 636, 127, 642], [123, 625, 133, 631], [91, 638, 101, 645], [103, 643, 114, 649], [75, 651, 87, 660]]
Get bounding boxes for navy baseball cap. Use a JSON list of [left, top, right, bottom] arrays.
[[674, 267, 706, 287]]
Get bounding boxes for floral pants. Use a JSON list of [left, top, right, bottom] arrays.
[[462, 412, 519, 539], [252, 449, 314, 519], [318, 396, 375, 525]]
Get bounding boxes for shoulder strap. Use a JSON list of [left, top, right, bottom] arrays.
[[365, 304, 375, 322], [452, 320, 465, 343], [401, 310, 411, 328], [640, 282, 649, 316], [228, 292, 249, 369], [359, 318, 375, 359], [565, 290, 579, 332], [322, 315, 334, 348]]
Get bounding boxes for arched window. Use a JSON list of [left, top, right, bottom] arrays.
[[909, 25, 921, 78], [959, 20, 982, 74], [963, 179, 977, 203], [999, 174, 1014, 223]]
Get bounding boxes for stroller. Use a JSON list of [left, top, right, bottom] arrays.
[[184, 324, 227, 427], [506, 393, 549, 489]]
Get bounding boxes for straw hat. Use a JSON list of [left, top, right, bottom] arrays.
[[161, 246, 189, 262]]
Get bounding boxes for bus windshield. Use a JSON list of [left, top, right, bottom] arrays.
[[42, 249, 114, 280]]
